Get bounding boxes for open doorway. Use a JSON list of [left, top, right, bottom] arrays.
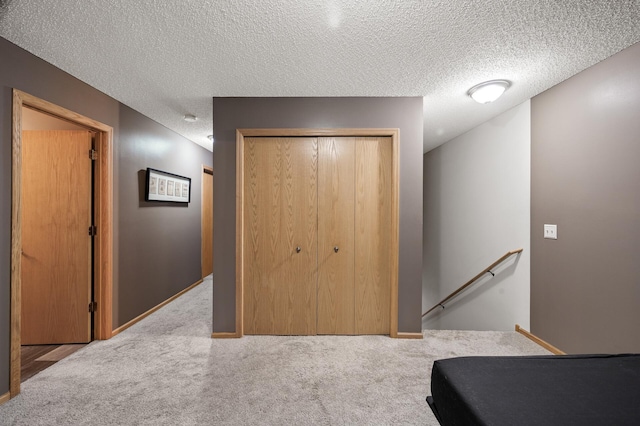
[[20, 108, 92, 381], [201, 165, 213, 278], [10, 90, 114, 399]]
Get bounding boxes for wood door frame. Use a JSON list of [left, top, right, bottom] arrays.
[[231, 128, 400, 338], [201, 165, 213, 278], [10, 89, 114, 398]]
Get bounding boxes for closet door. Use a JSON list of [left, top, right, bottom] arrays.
[[317, 137, 356, 335], [355, 137, 392, 334], [243, 137, 318, 335]]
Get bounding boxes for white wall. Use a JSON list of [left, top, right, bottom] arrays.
[[422, 100, 530, 331]]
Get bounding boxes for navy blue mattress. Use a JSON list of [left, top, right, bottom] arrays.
[[427, 354, 640, 426]]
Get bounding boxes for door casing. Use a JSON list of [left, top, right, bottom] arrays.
[[220, 128, 399, 339], [10, 89, 114, 398]]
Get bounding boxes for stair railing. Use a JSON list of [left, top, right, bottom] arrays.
[[422, 248, 523, 318]]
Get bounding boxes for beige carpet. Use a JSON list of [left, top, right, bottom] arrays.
[[0, 275, 550, 425]]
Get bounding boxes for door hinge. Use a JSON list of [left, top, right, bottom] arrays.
[[89, 149, 98, 160], [89, 301, 97, 313], [89, 225, 97, 236]]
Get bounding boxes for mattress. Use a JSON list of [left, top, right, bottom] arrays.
[[427, 354, 640, 426]]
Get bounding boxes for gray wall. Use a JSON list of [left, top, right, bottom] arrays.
[[117, 105, 212, 327], [212, 97, 423, 334], [0, 36, 211, 395], [423, 101, 531, 331], [531, 42, 640, 353]]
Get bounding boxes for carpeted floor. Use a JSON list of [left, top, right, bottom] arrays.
[[0, 275, 550, 425]]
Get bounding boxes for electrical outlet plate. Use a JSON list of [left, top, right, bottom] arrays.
[[544, 224, 557, 240]]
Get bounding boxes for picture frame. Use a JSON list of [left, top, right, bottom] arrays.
[[145, 168, 191, 203]]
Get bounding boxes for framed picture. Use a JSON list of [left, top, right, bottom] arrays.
[[145, 168, 191, 203]]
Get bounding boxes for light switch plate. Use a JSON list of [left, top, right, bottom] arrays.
[[544, 224, 557, 240]]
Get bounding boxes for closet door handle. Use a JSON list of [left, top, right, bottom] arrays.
[[296, 246, 301, 253], [334, 246, 339, 253]]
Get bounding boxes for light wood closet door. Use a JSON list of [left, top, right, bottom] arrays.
[[355, 137, 392, 334], [243, 137, 318, 335], [21, 130, 93, 344], [317, 137, 355, 335]]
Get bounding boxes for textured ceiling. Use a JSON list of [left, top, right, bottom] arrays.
[[1, 1, 639, 152]]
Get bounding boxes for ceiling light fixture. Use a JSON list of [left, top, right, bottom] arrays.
[[207, 135, 214, 142], [467, 80, 511, 104], [183, 114, 198, 122]]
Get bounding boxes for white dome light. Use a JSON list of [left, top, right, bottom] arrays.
[[467, 80, 511, 104]]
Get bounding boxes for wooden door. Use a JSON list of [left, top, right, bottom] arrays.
[[317, 137, 356, 335], [21, 130, 93, 344], [355, 137, 392, 334], [201, 167, 213, 277], [243, 137, 318, 335]]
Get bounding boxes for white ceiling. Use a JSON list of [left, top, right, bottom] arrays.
[[1, 1, 639, 152]]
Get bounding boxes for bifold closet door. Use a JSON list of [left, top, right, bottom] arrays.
[[243, 137, 318, 335], [355, 137, 392, 334], [317, 137, 356, 335], [317, 136, 393, 335]]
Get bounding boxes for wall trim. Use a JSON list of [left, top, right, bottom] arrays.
[[211, 332, 242, 339], [0, 392, 10, 406], [112, 279, 204, 337], [515, 324, 565, 355], [10, 89, 114, 399], [396, 332, 424, 340], [235, 128, 400, 338]]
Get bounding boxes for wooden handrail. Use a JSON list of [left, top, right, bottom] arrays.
[[422, 248, 523, 318]]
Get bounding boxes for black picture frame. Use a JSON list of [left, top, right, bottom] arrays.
[[145, 168, 191, 203]]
